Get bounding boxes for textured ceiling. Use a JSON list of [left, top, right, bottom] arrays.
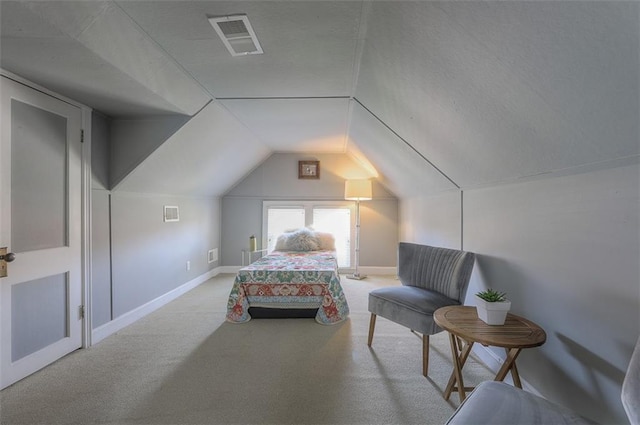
[[220, 98, 351, 153], [118, 1, 365, 98], [356, 2, 639, 189], [1, 1, 638, 197]]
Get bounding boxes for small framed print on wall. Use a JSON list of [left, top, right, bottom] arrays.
[[298, 160, 320, 179]]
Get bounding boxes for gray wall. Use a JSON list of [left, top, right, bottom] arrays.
[[109, 115, 190, 188], [91, 112, 112, 328], [110, 192, 220, 317], [91, 112, 221, 327], [400, 164, 640, 424], [91, 111, 110, 190], [401, 191, 462, 250], [91, 190, 111, 328], [222, 152, 398, 267]]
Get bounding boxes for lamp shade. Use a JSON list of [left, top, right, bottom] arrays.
[[345, 179, 372, 201]]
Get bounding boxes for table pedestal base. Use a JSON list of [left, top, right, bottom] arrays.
[[444, 333, 524, 402]]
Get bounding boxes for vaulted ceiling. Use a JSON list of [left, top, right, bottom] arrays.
[[2, 1, 638, 198]]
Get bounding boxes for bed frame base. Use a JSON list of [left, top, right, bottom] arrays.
[[248, 307, 319, 319]]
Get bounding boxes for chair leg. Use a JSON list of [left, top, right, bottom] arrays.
[[368, 313, 377, 346], [423, 334, 430, 377]]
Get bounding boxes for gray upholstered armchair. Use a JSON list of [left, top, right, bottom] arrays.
[[367, 242, 476, 376]]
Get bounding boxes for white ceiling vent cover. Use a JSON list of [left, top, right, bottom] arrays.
[[209, 15, 263, 56]]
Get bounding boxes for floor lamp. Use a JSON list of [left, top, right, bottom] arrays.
[[345, 179, 372, 280]]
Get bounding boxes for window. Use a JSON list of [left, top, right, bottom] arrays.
[[312, 207, 351, 267], [265, 207, 305, 252], [263, 201, 353, 268]]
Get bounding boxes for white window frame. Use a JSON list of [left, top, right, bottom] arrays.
[[262, 200, 356, 270]]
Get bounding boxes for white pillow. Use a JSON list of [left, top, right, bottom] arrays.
[[314, 231, 336, 251], [286, 228, 320, 251], [274, 233, 290, 251]]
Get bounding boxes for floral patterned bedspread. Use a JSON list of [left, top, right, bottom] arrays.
[[226, 250, 349, 325]]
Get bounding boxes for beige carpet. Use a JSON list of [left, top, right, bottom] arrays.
[[0, 274, 494, 425]]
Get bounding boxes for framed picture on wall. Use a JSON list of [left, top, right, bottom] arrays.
[[298, 160, 320, 179]]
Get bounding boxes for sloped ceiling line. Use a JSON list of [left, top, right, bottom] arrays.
[[216, 96, 350, 100], [113, 100, 272, 196], [348, 1, 371, 98], [110, 99, 215, 190], [112, 0, 214, 104], [353, 97, 460, 189]]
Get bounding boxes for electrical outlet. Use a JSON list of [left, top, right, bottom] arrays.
[[186, 261, 191, 271]]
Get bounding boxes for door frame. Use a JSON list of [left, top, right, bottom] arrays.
[[1, 69, 93, 349]]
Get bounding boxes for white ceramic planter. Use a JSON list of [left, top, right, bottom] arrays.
[[475, 296, 511, 325]]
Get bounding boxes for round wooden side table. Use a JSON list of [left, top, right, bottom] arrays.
[[434, 305, 546, 402]]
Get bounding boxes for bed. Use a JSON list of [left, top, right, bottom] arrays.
[[226, 229, 350, 325]]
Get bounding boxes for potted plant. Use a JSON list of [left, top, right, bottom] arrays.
[[475, 288, 511, 325]]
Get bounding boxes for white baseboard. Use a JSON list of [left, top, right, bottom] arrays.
[[358, 266, 396, 276], [91, 267, 222, 345], [472, 344, 543, 397], [220, 266, 242, 274]]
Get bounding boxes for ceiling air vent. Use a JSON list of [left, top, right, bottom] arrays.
[[209, 15, 263, 56]]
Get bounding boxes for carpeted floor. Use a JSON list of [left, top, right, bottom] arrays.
[[0, 274, 494, 425]]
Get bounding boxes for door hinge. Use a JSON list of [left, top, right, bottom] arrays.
[[79, 305, 85, 320], [80, 129, 84, 143]]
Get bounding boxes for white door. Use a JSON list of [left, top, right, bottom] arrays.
[[0, 76, 83, 389]]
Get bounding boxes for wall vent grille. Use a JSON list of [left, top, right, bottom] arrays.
[[209, 15, 263, 56], [163, 206, 179, 222]]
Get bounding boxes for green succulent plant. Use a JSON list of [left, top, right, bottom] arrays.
[[475, 288, 507, 302]]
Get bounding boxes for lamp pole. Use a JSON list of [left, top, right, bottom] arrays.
[[348, 198, 365, 280], [345, 179, 372, 280]]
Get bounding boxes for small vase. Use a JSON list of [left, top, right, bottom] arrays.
[[475, 295, 511, 325]]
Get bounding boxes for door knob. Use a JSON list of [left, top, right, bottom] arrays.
[[0, 252, 16, 262], [0, 247, 15, 278]]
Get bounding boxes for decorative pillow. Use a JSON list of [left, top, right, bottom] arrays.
[[315, 232, 336, 251], [286, 228, 320, 251], [274, 233, 290, 251]]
